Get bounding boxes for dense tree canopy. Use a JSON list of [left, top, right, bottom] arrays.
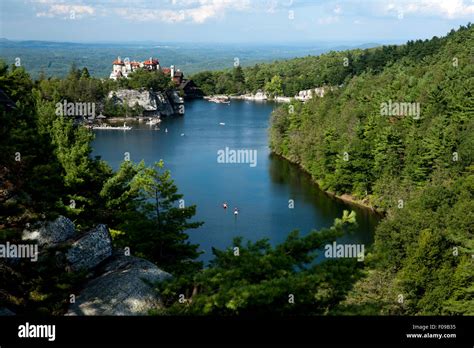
[[268, 23, 473, 315], [191, 27, 459, 97]]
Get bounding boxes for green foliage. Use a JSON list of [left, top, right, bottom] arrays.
[[190, 28, 460, 97], [264, 75, 283, 98], [0, 62, 201, 314], [155, 211, 361, 315], [1, 24, 472, 318], [34, 63, 173, 119], [269, 24, 473, 203], [193, 67, 248, 95], [120, 69, 174, 91], [101, 160, 203, 275], [0, 242, 88, 315], [0, 64, 64, 225], [269, 24, 474, 315], [370, 171, 474, 315], [189, 71, 217, 96]]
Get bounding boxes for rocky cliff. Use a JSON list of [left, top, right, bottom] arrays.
[[108, 89, 183, 117]]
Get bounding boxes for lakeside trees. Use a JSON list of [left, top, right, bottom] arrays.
[[0, 62, 202, 313], [268, 24, 473, 315], [191, 25, 469, 98]]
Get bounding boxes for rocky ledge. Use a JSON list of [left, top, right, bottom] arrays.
[[13, 215, 171, 316], [67, 254, 171, 316]]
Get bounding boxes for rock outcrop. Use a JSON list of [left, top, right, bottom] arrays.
[[22, 215, 75, 246], [67, 254, 171, 316], [66, 224, 112, 271], [17, 215, 171, 316], [108, 89, 179, 116]]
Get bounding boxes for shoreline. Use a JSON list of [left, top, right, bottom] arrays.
[[271, 152, 385, 216], [205, 94, 291, 103], [103, 100, 383, 217]]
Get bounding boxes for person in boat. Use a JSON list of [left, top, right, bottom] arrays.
[[223, 202, 228, 210], [234, 208, 239, 215]]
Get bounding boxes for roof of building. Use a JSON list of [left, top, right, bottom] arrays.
[[144, 58, 159, 65], [113, 58, 124, 65], [162, 68, 171, 74], [131, 61, 140, 66]]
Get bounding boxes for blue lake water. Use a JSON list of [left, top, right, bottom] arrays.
[[92, 99, 379, 263]]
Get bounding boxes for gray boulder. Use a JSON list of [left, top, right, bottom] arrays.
[[66, 224, 112, 271], [66, 255, 171, 316], [22, 215, 75, 246]]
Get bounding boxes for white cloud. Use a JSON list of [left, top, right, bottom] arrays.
[[30, 0, 251, 22], [36, 4, 95, 18], [381, 0, 474, 19], [113, 1, 250, 23], [29, 0, 474, 23], [182, 0, 250, 23], [30, 0, 96, 18]]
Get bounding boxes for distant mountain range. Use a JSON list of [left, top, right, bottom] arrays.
[[0, 38, 381, 79]]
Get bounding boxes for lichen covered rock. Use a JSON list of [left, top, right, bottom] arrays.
[[22, 215, 75, 246], [66, 224, 112, 271], [66, 255, 171, 316]]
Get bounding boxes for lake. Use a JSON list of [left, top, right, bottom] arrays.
[[92, 99, 380, 263]]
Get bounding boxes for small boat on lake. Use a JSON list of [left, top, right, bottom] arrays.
[[146, 117, 161, 126]]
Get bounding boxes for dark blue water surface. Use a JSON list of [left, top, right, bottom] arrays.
[[92, 99, 379, 263]]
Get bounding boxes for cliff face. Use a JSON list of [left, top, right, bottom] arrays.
[[108, 89, 182, 117]]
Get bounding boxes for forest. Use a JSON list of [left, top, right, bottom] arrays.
[[0, 24, 472, 316], [268, 23, 473, 315], [191, 29, 456, 97]]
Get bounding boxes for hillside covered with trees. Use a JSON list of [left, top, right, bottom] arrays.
[[268, 24, 473, 315], [191, 30, 451, 97]]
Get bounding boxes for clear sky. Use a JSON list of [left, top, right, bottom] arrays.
[[0, 0, 472, 44]]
